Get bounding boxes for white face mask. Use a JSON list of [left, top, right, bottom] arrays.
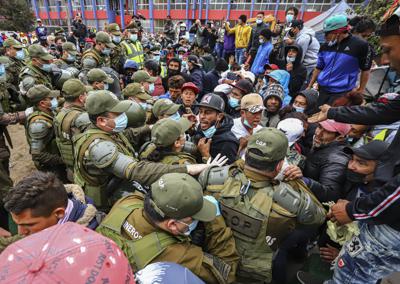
[[256, 19, 263, 25]]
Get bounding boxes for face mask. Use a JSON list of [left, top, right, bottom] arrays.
[[178, 220, 199, 236], [130, 34, 138, 42], [148, 83, 155, 94], [243, 119, 253, 129], [178, 55, 184, 60], [168, 68, 180, 76], [288, 30, 295, 37], [139, 102, 148, 110], [259, 39, 265, 44], [256, 19, 263, 25], [153, 55, 160, 61], [346, 169, 367, 184], [15, 50, 25, 60], [228, 97, 240, 108], [50, 97, 58, 111], [66, 54, 76, 63], [104, 83, 109, 90], [0, 64, 5, 77], [40, 63, 52, 73], [293, 105, 305, 113], [169, 112, 181, 121], [286, 56, 296, 63], [286, 14, 294, 23], [113, 36, 121, 44], [112, 112, 128, 133], [202, 125, 217, 138], [102, 48, 111, 55]]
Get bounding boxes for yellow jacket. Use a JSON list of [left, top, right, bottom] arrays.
[[225, 23, 252, 49]]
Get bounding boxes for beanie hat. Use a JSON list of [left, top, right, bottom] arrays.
[[264, 83, 284, 105]]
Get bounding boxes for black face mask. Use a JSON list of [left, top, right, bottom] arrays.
[[346, 169, 367, 184], [288, 30, 295, 37], [168, 68, 180, 76]]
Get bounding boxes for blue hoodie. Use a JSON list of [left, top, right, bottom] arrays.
[[251, 41, 273, 76], [267, 70, 291, 106]]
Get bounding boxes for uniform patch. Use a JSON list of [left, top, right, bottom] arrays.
[[346, 235, 364, 257]]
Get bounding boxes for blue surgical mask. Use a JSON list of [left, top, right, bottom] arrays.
[[113, 112, 128, 133], [102, 48, 111, 55], [286, 14, 294, 23], [104, 83, 109, 90], [15, 50, 25, 60], [256, 19, 263, 25], [153, 55, 160, 61], [0, 64, 5, 77], [66, 54, 76, 63], [179, 219, 199, 236], [202, 125, 217, 138], [293, 105, 305, 113], [113, 36, 121, 44], [130, 34, 138, 42], [139, 102, 148, 110], [286, 56, 296, 63], [228, 97, 240, 108], [148, 83, 155, 94], [169, 112, 181, 121], [50, 97, 58, 110], [40, 63, 52, 73], [243, 119, 253, 129]]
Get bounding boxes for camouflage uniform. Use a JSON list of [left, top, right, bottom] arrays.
[[106, 23, 126, 74]]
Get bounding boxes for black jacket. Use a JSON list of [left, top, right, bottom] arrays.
[[328, 98, 400, 230], [247, 23, 270, 54], [190, 67, 206, 98], [194, 115, 239, 164], [303, 141, 350, 203], [203, 69, 220, 95]]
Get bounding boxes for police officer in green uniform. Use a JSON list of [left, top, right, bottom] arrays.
[[97, 173, 239, 283], [54, 79, 91, 179], [139, 118, 197, 165], [87, 68, 114, 91], [25, 85, 67, 182], [81, 31, 114, 73], [199, 127, 326, 283], [53, 42, 80, 77], [121, 28, 144, 69], [19, 44, 54, 94], [106, 23, 126, 74], [73, 91, 226, 211]]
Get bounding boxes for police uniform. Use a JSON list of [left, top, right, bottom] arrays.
[[121, 30, 144, 69], [19, 44, 54, 95], [97, 173, 239, 283], [24, 85, 67, 181], [199, 128, 326, 283], [81, 31, 113, 72], [72, 91, 188, 211], [106, 23, 126, 74], [53, 42, 80, 78], [54, 79, 91, 175]]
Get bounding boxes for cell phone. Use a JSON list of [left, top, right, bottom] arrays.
[[227, 72, 239, 81]]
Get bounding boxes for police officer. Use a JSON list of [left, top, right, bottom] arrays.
[[53, 42, 80, 73], [54, 79, 91, 178], [73, 91, 226, 211], [2, 38, 26, 96], [132, 70, 156, 96], [121, 28, 144, 69], [96, 173, 239, 283], [81, 31, 114, 72], [19, 44, 54, 94], [106, 23, 126, 74], [25, 85, 67, 182], [139, 118, 197, 165], [86, 68, 114, 91], [199, 127, 326, 283]]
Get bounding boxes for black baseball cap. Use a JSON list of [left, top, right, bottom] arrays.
[[229, 79, 253, 95], [344, 140, 389, 160], [196, 93, 225, 112]]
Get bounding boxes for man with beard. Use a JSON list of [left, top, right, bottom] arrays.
[[162, 58, 191, 91]]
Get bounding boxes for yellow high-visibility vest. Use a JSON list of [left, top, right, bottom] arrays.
[[121, 40, 144, 68]]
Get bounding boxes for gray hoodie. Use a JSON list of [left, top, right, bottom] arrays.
[[295, 27, 320, 69]]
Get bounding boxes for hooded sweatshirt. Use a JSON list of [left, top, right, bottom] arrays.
[[295, 26, 320, 69], [267, 70, 291, 106], [298, 88, 319, 116], [283, 44, 307, 97]]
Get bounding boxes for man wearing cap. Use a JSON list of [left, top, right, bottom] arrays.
[[106, 23, 126, 73], [34, 19, 47, 45], [81, 31, 114, 72], [132, 70, 157, 96], [177, 82, 200, 115], [232, 93, 264, 156], [199, 127, 326, 283], [226, 79, 254, 118], [54, 79, 91, 175], [19, 44, 54, 93], [24, 85, 67, 181], [53, 42, 79, 71], [260, 83, 284, 127], [122, 82, 153, 122], [73, 91, 226, 211], [3, 38, 26, 92], [121, 28, 144, 69], [152, 98, 181, 122], [187, 55, 205, 96], [86, 68, 114, 91], [97, 173, 239, 283], [307, 14, 372, 106], [194, 93, 239, 164]]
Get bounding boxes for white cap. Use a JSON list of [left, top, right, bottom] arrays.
[[242, 71, 256, 84], [214, 83, 232, 95], [277, 118, 304, 147]]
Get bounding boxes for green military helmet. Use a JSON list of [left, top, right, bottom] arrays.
[[87, 68, 114, 83], [323, 14, 348, 33], [62, 78, 86, 99], [62, 42, 78, 55], [132, 71, 157, 84], [246, 127, 288, 162], [3, 38, 23, 49], [28, 44, 54, 60], [96, 31, 116, 48], [85, 90, 130, 115], [150, 173, 217, 222], [152, 98, 180, 119], [26, 84, 60, 104], [107, 23, 122, 36], [151, 118, 192, 147], [121, 100, 146, 128], [122, 83, 152, 100]]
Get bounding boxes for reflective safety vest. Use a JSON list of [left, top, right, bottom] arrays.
[[160, 64, 167, 78], [121, 40, 144, 68]]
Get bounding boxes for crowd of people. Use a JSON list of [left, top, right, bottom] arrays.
[[0, 4, 400, 284]]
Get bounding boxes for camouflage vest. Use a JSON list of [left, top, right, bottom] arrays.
[[160, 152, 197, 165], [73, 128, 135, 208], [54, 106, 84, 168], [110, 44, 125, 72], [20, 63, 53, 90], [82, 48, 110, 68], [204, 167, 298, 282], [8, 57, 25, 90], [96, 193, 180, 271]]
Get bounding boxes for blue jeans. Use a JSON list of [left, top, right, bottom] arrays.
[[325, 222, 400, 284], [214, 42, 224, 58], [235, 48, 246, 65]]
